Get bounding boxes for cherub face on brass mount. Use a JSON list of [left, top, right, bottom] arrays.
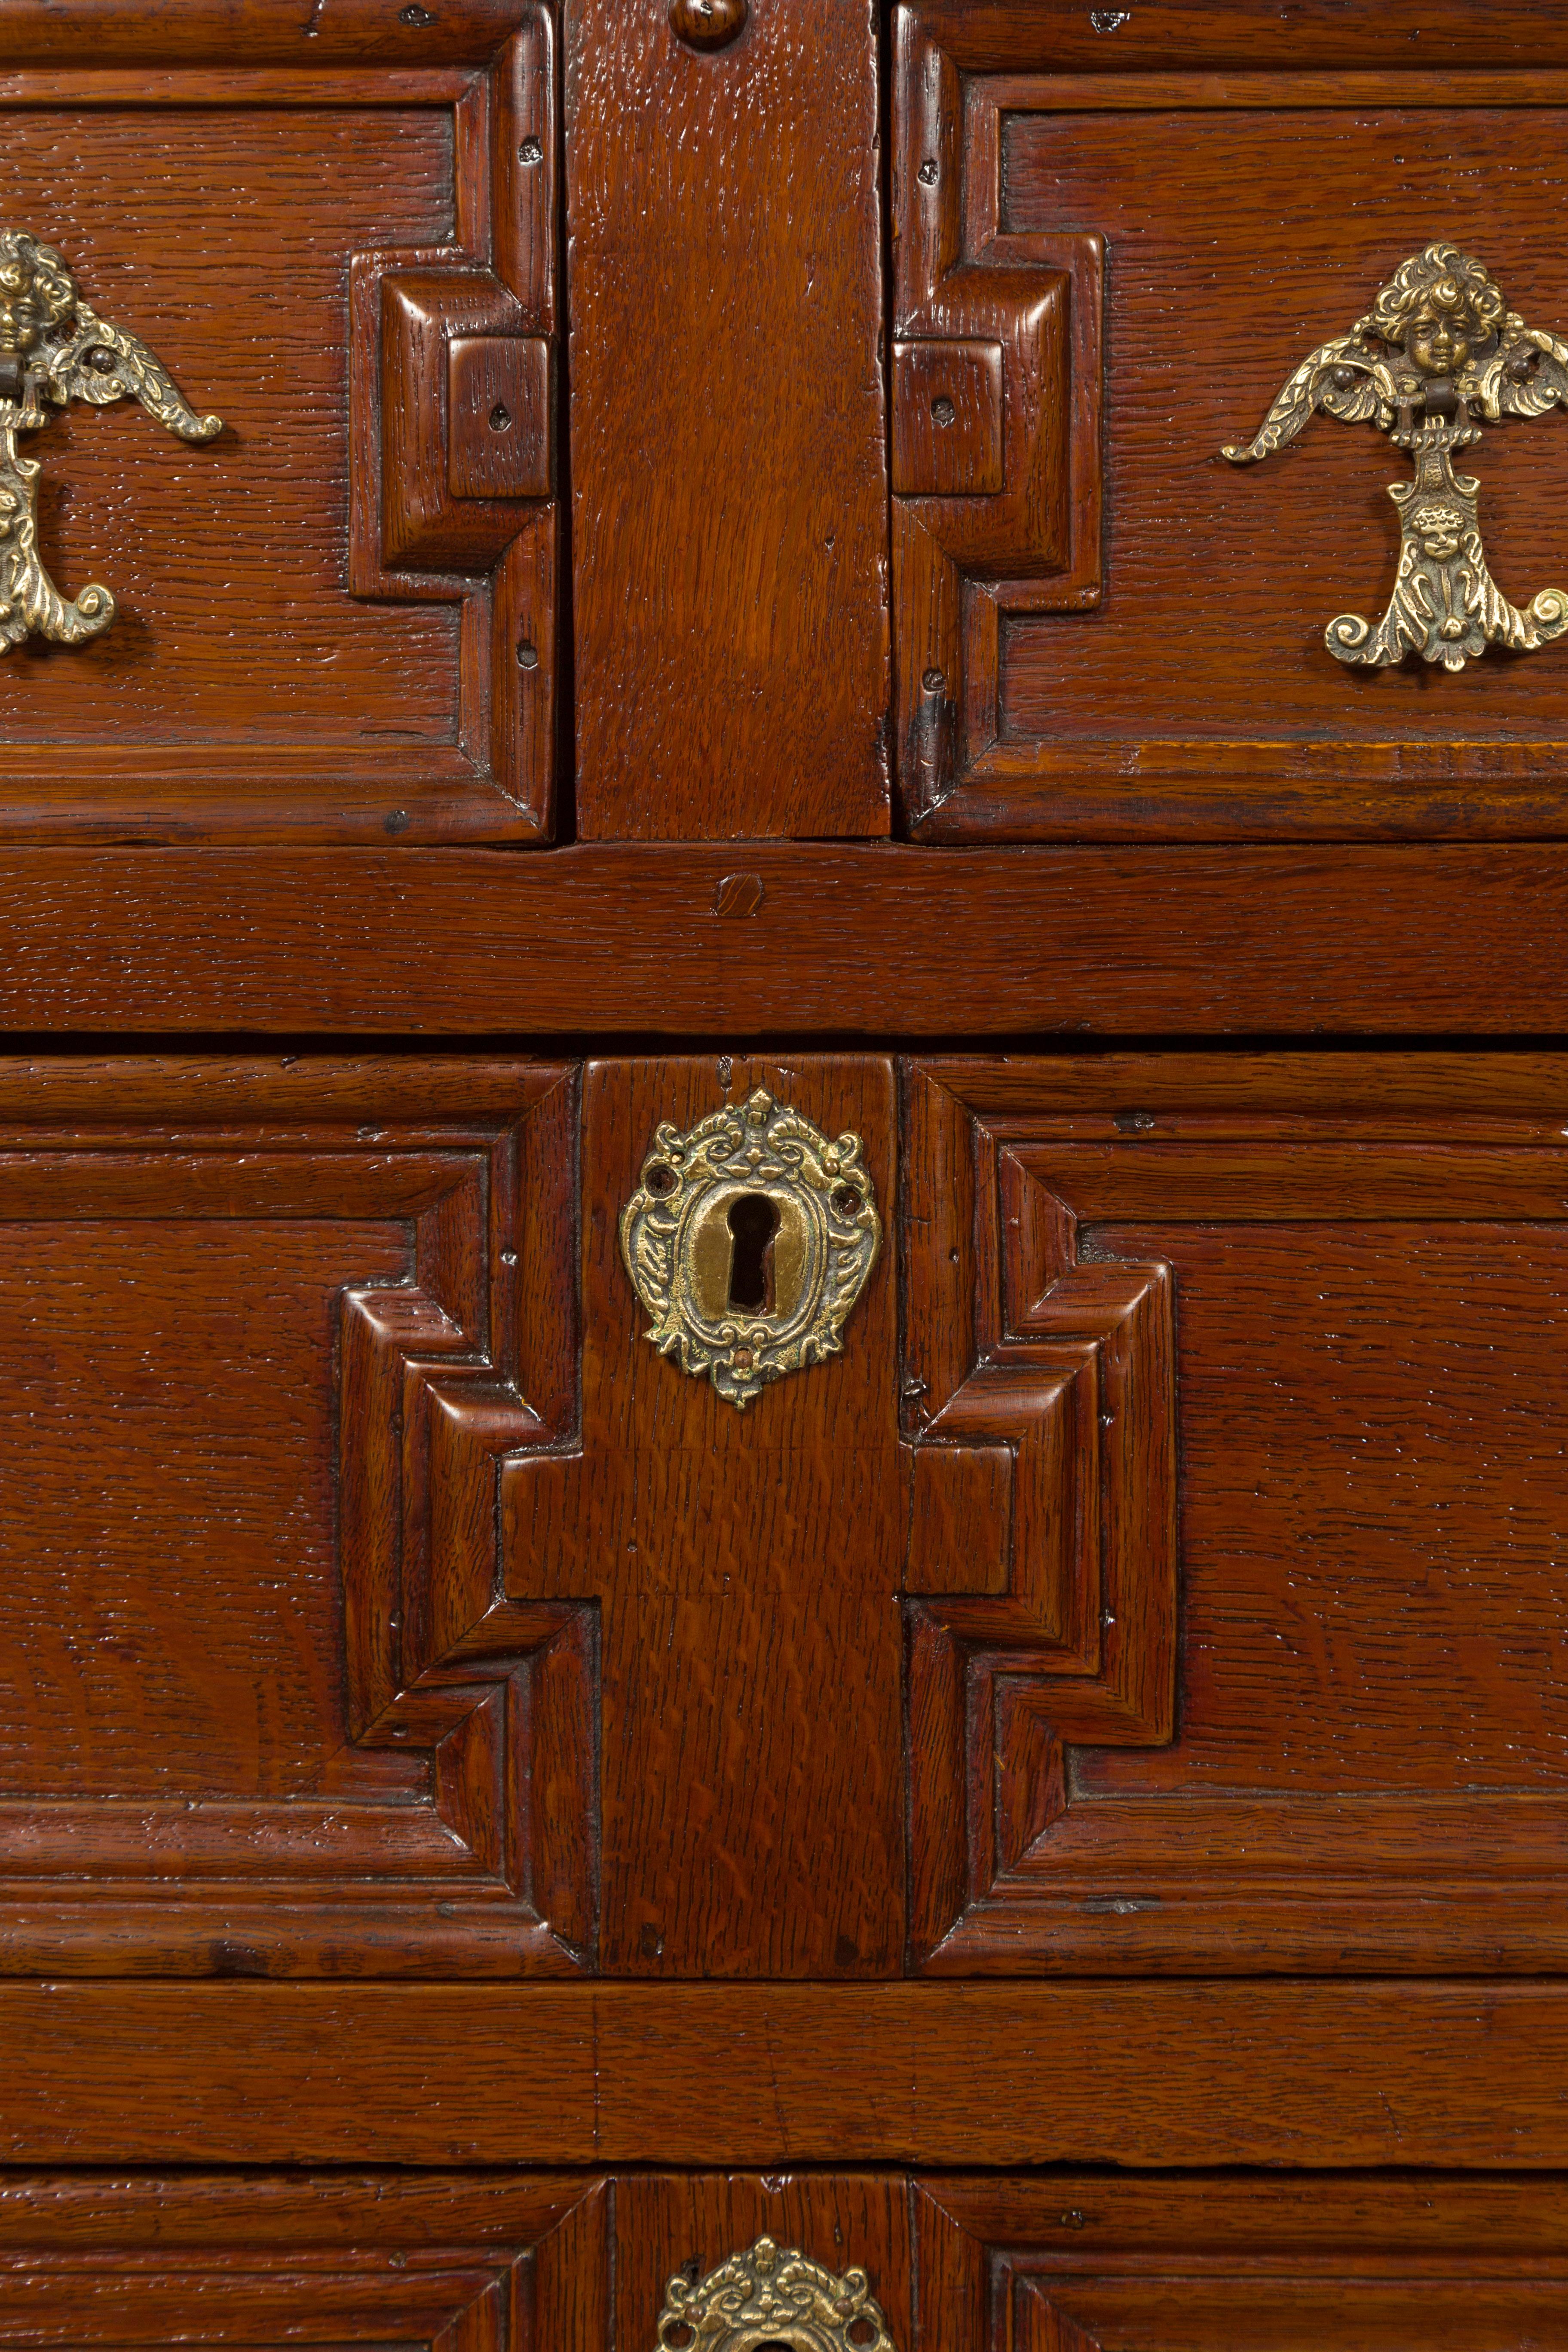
[[1223, 241, 1568, 672], [0, 228, 222, 651]]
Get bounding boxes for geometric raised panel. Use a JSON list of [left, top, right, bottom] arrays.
[[906, 1052, 1568, 1976], [911, 2175, 1568, 2352], [0, 2171, 609, 2349], [349, 10, 559, 844], [893, 16, 1568, 843], [0, 1057, 593, 1976], [902, 1067, 1175, 1969], [891, 7, 1102, 830], [0, 3, 560, 845]]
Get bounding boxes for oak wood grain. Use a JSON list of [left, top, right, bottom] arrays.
[[506, 1054, 904, 1975], [0, 845, 1562, 1030], [0, 1980, 1565, 2163], [566, 0, 890, 837]]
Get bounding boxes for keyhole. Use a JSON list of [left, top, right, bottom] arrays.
[[726, 1191, 779, 1314]]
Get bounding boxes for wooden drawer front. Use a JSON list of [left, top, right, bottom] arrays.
[[893, 6, 1568, 841], [0, 1058, 591, 1975], [0, 2173, 608, 2348], [0, 4, 558, 845], [1, 2172, 1567, 2349], [906, 1055, 1568, 1973], [6, 1053, 1568, 1984]]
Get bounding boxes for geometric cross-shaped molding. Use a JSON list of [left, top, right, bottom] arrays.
[[0, 1057, 594, 1978], [902, 1065, 1175, 1969], [338, 1066, 598, 1973], [891, 7, 1103, 831], [348, 10, 559, 842]]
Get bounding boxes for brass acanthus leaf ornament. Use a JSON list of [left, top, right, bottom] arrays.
[[0, 229, 222, 650], [653, 2236, 900, 2352], [1223, 240, 1568, 671], [619, 1088, 881, 1410]]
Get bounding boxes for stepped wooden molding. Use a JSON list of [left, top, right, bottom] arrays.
[[910, 2175, 1568, 2352], [906, 1053, 1568, 1977], [0, 2173, 609, 2351], [901, 1063, 1176, 1969], [0, 1058, 594, 1977], [348, 8, 560, 840], [891, 6, 1102, 829]]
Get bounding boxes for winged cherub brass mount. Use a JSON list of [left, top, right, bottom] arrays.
[[0, 229, 222, 650], [1223, 241, 1568, 671]]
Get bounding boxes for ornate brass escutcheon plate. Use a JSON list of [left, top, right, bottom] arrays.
[[619, 1088, 881, 1409], [653, 2236, 900, 2352], [1223, 239, 1568, 671]]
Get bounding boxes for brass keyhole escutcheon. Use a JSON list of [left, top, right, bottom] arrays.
[[653, 2239, 900, 2352], [620, 1090, 881, 1409]]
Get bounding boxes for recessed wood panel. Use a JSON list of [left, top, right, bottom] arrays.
[[893, 9, 1568, 839], [916, 2176, 1568, 2352], [0, 10, 560, 842], [907, 1054, 1568, 1972], [0, 1058, 594, 1976], [0, 2171, 608, 2349]]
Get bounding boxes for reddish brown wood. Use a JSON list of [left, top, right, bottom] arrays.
[[892, 7, 1102, 825], [903, 1065, 1176, 1969], [349, 11, 560, 840], [914, 2175, 1568, 2352], [1, 1981, 1568, 2163], [507, 1055, 905, 1975], [0, 2171, 609, 2347], [0, 23, 564, 842], [0, 844, 1562, 1031], [894, 18, 1568, 838], [448, 333, 552, 499], [617, 2176, 911, 2352], [0, 1057, 593, 1977], [0, 2, 534, 64], [566, 0, 890, 838], [892, 340, 1005, 499], [903, 1054, 1568, 1974]]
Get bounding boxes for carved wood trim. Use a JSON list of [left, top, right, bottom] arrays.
[[901, 1064, 1176, 1970], [0, 2174, 610, 2351], [891, 6, 1102, 830], [348, 11, 559, 842], [0, 1060, 594, 1976]]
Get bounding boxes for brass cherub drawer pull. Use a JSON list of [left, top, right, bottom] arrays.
[[1223, 240, 1568, 671], [0, 229, 222, 651]]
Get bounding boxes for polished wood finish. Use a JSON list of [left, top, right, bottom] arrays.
[[906, 1054, 1568, 1972], [349, 10, 559, 840], [0, 1057, 590, 1975], [895, 9, 1568, 837], [0, 2172, 609, 2347], [914, 2174, 1568, 2352], [507, 1055, 903, 1975], [566, 0, 890, 839], [892, 7, 1101, 825], [5, 0, 1568, 2288], [3, 1981, 1568, 2162], [0, 844, 1565, 1031], [0, 12, 562, 842]]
